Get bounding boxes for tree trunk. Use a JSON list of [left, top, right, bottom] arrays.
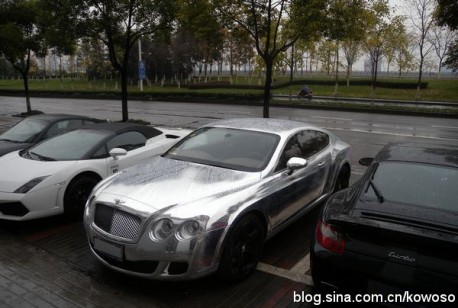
[[346, 63, 351, 87], [263, 58, 273, 118], [120, 68, 129, 121], [371, 56, 379, 97], [334, 44, 339, 95], [437, 60, 442, 80], [22, 72, 32, 113], [289, 44, 294, 100], [416, 58, 423, 100], [59, 56, 63, 82]]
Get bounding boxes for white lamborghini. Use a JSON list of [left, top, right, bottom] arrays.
[[0, 122, 189, 221]]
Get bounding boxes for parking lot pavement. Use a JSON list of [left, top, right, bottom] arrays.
[[0, 230, 163, 308], [0, 221, 314, 308]]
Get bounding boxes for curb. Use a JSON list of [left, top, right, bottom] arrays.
[[1, 90, 457, 119]]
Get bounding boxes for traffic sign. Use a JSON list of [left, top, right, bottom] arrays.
[[139, 61, 146, 80]]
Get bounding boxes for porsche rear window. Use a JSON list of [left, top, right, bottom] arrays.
[[365, 161, 458, 212]]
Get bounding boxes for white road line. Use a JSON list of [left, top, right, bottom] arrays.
[[256, 262, 314, 286], [352, 171, 364, 175], [291, 253, 310, 273], [350, 122, 416, 130], [324, 127, 458, 142], [311, 116, 353, 121], [432, 125, 458, 129]]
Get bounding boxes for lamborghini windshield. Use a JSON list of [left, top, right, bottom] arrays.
[[23, 129, 110, 161]]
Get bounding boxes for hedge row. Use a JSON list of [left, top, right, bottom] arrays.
[[187, 79, 428, 90], [0, 89, 264, 102], [277, 79, 429, 89]]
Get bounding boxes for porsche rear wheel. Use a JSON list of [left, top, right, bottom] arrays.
[[64, 176, 99, 220], [218, 214, 265, 282]]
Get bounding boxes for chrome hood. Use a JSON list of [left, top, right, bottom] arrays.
[[96, 156, 261, 212]]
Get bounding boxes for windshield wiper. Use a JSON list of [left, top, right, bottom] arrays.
[[22, 150, 32, 159], [368, 179, 384, 203], [30, 151, 55, 161], [0, 138, 21, 143]]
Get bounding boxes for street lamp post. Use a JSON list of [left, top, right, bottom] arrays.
[[138, 38, 143, 92]]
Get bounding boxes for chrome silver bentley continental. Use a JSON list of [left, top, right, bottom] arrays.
[[83, 118, 351, 281]]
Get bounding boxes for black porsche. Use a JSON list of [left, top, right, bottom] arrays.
[[311, 143, 458, 300]]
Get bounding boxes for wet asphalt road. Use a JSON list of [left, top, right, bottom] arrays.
[[2, 96, 458, 175], [0, 96, 457, 306]]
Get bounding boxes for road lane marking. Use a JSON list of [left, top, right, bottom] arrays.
[[324, 127, 458, 142], [347, 121, 417, 130], [256, 262, 314, 286], [311, 116, 353, 121], [432, 125, 458, 129]]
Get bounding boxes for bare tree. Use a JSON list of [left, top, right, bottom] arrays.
[[342, 40, 363, 86], [394, 33, 416, 77], [406, 0, 435, 98], [429, 25, 456, 79], [79, 0, 175, 121], [213, 0, 325, 118]]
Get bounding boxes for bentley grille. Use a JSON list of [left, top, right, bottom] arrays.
[[94, 203, 142, 240]]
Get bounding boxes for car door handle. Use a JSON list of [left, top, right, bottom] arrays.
[[318, 161, 325, 167]]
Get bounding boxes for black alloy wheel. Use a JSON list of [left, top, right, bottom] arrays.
[[64, 176, 99, 220], [218, 214, 265, 282]]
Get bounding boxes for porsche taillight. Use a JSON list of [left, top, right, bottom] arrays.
[[315, 220, 346, 254]]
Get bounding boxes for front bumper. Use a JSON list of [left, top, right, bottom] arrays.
[[84, 202, 227, 280], [0, 185, 61, 221]]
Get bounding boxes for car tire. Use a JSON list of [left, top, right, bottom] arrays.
[[334, 165, 350, 193], [218, 214, 265, 282], [64, 176, 99, 220]]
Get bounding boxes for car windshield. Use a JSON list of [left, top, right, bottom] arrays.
[[0, 118, 47, 143], [164, 127, 280, 172], [365, 161, 458, 212], [24, 129, 110, 161]]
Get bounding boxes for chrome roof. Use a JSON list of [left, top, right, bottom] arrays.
[[203, 118, 323, 135]]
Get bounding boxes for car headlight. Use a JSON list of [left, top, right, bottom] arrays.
[[149, 218, 205, 242], [150, 218, 175, 241], [177, 220, 201, 240], [14, 176, 50, 193]]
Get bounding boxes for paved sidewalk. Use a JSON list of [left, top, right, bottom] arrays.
[[0, 231, 167, 308]]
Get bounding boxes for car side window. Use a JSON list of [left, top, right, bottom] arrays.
[[297, 130, 329, 158], [275, 133, 304, 172], [106, 131, 147, 152], [91, 144, 109, 159], [274, 130, 329, 172]]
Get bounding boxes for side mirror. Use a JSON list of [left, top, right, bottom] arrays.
[[359, 157, 374, 166], [109, 148, 127, 160], [286, 157, 308, 175]]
